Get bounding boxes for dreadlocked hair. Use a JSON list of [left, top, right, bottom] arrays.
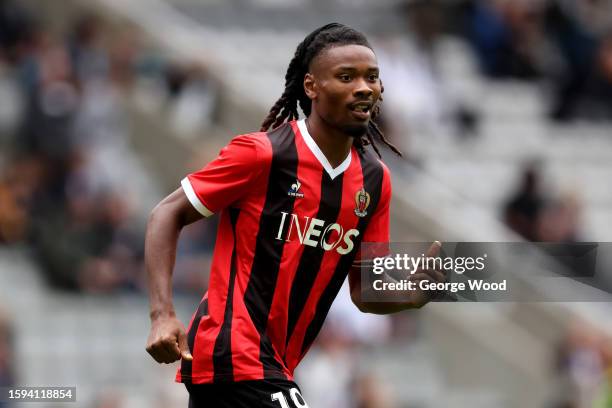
[[260, 22, 401, 158]]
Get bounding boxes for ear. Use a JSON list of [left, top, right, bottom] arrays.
[[304, 72, 317, 100]]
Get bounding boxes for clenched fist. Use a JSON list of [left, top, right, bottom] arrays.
[[146, 315, 193, 364]]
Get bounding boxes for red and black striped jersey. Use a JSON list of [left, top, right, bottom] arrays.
[[176, 119, 391, 384]]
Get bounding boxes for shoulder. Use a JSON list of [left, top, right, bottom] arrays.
[[223, 122, 300, 166], [376, 158, 390, 177], [380, 160, 392, 186], [224, 131, 273, 165], [356, 147, 390, 181], [380, 160, 392, 198]]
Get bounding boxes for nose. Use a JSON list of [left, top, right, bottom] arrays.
[[353, 78, 373, 98]]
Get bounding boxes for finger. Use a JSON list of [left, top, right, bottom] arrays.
[[420, 269, 446, 283], [147, 343, 173, 363], [178, 331, 193, 361], [408, 270, 435, 282], [433, 269, 446, 282], [408, 272, 430, 282], [161, 337, 181, 362], [425, 241, 442, 258]]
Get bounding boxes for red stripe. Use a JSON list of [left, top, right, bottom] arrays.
[[284, 147, 363, 372], [230, 134, 274, 381]]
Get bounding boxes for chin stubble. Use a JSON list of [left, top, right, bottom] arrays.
[[341, 122, 368, 138]]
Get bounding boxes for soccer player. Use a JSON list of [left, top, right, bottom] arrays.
[[145, 23, 445, 407]]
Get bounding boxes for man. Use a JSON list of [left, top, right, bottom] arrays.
[[145, 23, 444, 407]]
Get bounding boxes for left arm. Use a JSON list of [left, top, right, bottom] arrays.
[[349, 241, 445, 314], [347, 164, 446, 313]]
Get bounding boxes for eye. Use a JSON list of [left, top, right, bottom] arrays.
[[368, 73, 379, 81], [338, 74, 351, 82]]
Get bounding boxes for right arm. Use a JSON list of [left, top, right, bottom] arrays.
[[145, 188, 202, 364], [145, 134, 262, 363], [349, 241, 445, 314]]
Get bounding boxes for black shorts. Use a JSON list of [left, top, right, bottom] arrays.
[[185, 379, 309, 408]]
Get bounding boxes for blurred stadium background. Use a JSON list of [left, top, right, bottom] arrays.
[[2, 0, 612, 406]]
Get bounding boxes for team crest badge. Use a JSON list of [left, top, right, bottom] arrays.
[[354, 187, 370, 217], [288, 179, 304, 198]]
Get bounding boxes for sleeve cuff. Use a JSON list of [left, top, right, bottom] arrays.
[[181, 177, 214, 217]]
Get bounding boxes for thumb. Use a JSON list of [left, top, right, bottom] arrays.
[[178, 331, 193, 361], [426, 241, 442, 258]]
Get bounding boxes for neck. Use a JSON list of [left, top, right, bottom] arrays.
[[305, 113, 354, 168]]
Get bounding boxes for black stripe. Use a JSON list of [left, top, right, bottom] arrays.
[[285, 171, 343, 351], [212, 207, 241, 382], [300, 150, 384, 356], [181, 297, 209, 381], [243, 123, 298, 378]]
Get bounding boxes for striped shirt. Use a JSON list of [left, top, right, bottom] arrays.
[[177, 119, 391, 384]]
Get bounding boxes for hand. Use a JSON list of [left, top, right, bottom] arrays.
[[408, 241, 446, 308], [146, 315, 193, 364]]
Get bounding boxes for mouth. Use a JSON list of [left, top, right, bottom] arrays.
[[348, 101, 373, 121]]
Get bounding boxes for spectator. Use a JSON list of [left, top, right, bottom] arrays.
[[536, 191, 583, 243], [66, 13, 108, 84], [554, 320, 606, 408], [545, 0, 595, 120], [0, 0, 35, 65], [352, 373, 396, 408], [463, 0, 545, 80], [0, 9, 223, 294], [503, 163, 547, 241]]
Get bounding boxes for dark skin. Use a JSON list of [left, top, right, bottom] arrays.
[[145, 189, 200, 364], [304, 44, 381, 167], [145, 44, 444, 365]]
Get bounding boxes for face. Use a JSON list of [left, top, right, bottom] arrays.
[[304, 44, 381, 138]]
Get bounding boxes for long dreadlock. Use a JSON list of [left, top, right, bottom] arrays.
[[260, 23, 401, 158]]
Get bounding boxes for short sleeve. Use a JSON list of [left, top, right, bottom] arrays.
[[353, 164, 391, 265], [181, 134, 264, 217]]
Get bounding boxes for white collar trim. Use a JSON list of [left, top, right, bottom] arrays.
[[297, 119, 352, 180]]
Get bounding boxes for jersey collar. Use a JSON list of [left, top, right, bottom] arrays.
[[297, 119, 352, 180]]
